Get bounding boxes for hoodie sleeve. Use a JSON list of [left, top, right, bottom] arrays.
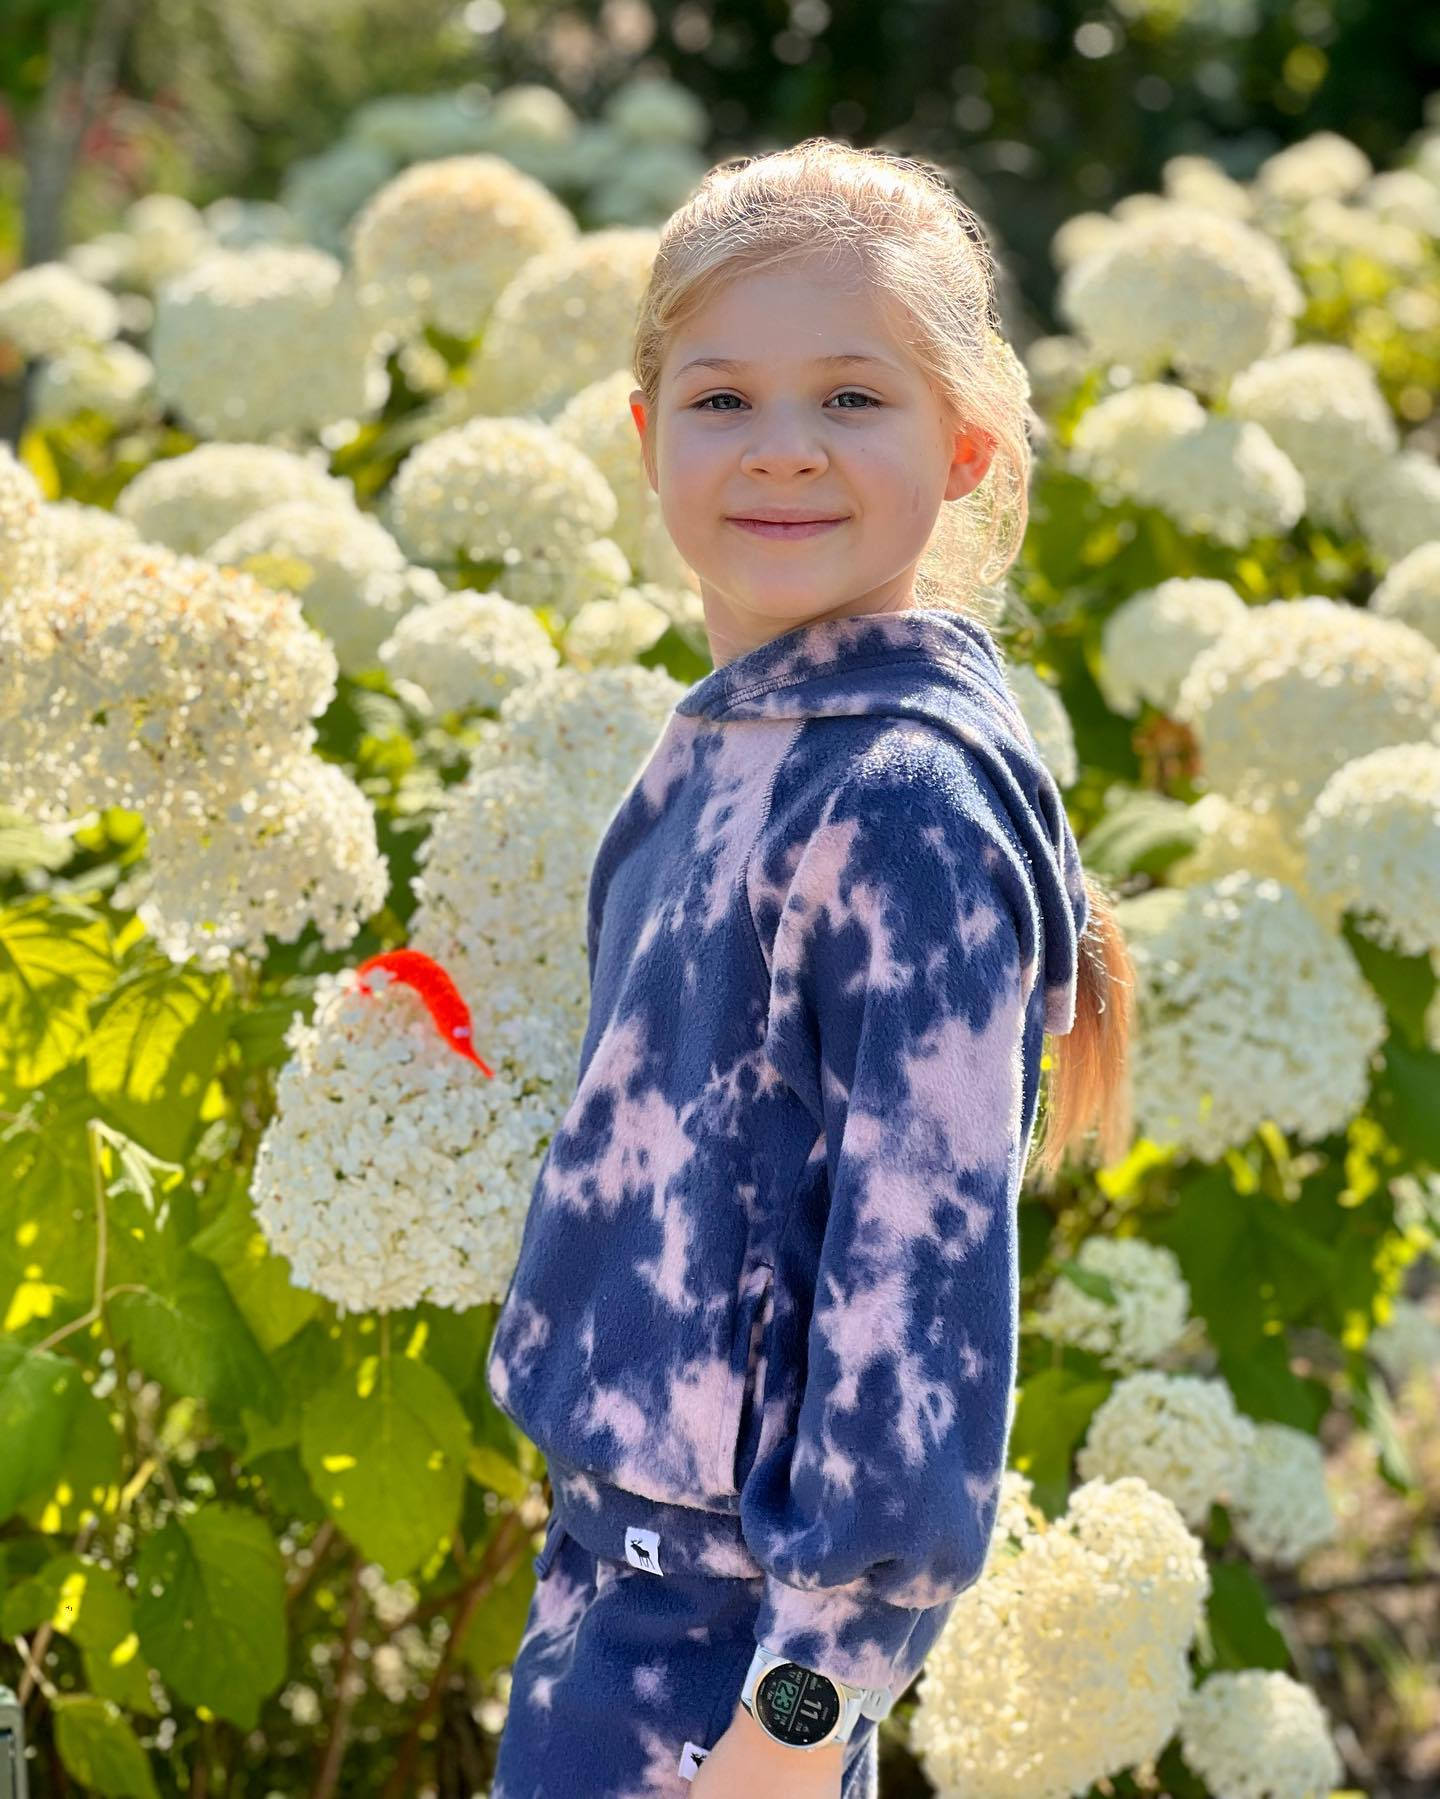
[[740, 741, 1045, 1704]]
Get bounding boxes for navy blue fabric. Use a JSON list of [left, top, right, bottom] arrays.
[[486, 606, 1089, 1707], [493, 1516, 884, 1796]]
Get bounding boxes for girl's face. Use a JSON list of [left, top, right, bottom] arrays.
[[629, 250, 995, 664]]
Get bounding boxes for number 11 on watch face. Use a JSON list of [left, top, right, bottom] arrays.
[[755, 1665, 842, 1745]]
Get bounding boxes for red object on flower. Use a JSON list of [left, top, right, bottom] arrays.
[[354, 949, 494, 1077]]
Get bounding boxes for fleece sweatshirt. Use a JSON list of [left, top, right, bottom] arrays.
[[485, 605, 1090, 1706]]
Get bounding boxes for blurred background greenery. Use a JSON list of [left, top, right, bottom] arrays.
[[3, 0, 1439, 334]]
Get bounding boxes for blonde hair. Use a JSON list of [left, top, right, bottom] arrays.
[[632, 135, 1134, 1185]]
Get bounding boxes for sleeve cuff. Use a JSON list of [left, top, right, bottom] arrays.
[[754, 1573, 927, 1710]]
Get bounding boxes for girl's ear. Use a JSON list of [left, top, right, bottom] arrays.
[[630, 389, 658, 492], [945, 426, 996, 501]]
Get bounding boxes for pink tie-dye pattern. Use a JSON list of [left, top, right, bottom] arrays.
[[486, 606, 1092, 1709]]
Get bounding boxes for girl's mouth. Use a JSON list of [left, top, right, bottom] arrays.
[[728, 518, 848, 539]]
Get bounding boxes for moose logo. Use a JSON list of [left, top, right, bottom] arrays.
[[623, 1525, 663, 1575]]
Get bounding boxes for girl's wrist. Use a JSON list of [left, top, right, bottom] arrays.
[[726, 1699, 847, 1774]]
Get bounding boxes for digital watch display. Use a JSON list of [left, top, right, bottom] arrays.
[[753, 1661, 843, 1747]]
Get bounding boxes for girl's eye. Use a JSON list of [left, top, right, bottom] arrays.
[[690, 390, 881, 412]]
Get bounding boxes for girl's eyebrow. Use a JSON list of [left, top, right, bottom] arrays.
[[675, 352, 902, 377]]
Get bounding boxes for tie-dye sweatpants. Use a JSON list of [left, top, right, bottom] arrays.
[[491, 1510, 882, 1798]]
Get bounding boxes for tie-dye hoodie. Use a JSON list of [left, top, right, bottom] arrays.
[[485, 605, 1089, 1706]]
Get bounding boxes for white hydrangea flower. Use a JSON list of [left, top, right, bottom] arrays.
[[410, 663, 680, 1032], [122, 193, 215, 288], [1057, 205, 1303, 393], [471, 84, 581, 188], [1076, 1370, 1256, 1528], [205, 498, 419, 674], [1300, 742, 1440, 958], [1136, 415, 1305, 546], [561, 586, 672, 669], [250, 970, 570, 1314], [1166, 793, 1316, 911], [627, 578, 706, 641], [42, 498, 142, 575], [1003, 663, 1078, 788], [586, 145, 711, 229], [1349, 451, 1440, 565], [1020, 333, 1095, 410], [0, 261, 121, 358], [550, 368, 654, 573], [349, 154, 576, 342], [1253, 129, 1373, 205], [1174, 595, 1440, 830], [63, 232, 134, 290], [1160, 154, 1255, 219], [113, 754, 389, 968], [150, 246, 389, 441], [1367, 1295, 1440, 1387], [1030, 1237, 1192, 1370], [0, 541, 337, 823], [1050, 210, 1125, 272], [408, 760, 603, 1039], [1177, 1670, 1343, 1799], [115, 442, 358, 554], [1229, 1424, 1337, 1567], [465, 228, 660, 420], [602, 75, 709, 145], [383, 414, 617, 609], [31, 339, 156, 425], [459, 660, 682, 798], [1226, 344, 1399, 530], [1097, 576, 1249, 716], [0, 443, 59, 604], [379, 587, 560, 715], [280, 140, 395, 260], [559, 535, 632, 620], [1363, 169, 1440, 236], [1289, 197, 1427, 274], [1114, 873, 1387, 1158], [1071, 387, 1304, 546], [910, 1471, 1209, 1799], [1370, 540, 1440, 649]]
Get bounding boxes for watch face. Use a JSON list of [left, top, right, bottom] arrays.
[[754, 1662, 842, 1746]]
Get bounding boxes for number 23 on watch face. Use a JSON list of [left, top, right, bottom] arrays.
[[755, 1665, 841, 1745]]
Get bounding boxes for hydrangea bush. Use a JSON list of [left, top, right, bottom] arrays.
[[1, 78, 1438, 1799]]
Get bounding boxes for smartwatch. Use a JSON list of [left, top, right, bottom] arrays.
[[738, 1642, 891, 1751]]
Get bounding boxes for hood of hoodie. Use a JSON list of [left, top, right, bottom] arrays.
[[675, 606, 1090, 1035]]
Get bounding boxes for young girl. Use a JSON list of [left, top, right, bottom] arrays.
[[486, 137, 1134, 1798]]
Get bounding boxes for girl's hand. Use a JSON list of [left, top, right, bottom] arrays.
[[689, 1702, 844, 1798]]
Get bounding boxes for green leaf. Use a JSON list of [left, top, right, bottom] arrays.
[[133, 1505, 287, 1729], [1008, 1365, 1113, 1520], [110, 1254, 282, 1421], [191, 1172, 322, 1355], [0, 899, 115, 1101], [86, 962, 231, 1162], [238, 1319, 345, 1462], [1, 1552, 154, 1712], [1199, 1560, 1292, 1673], [1371, 1037, 1440, 1167], [18, 1379, 123, 1536], [0, 1340, 84, 1522], [1343, 923, 1437, 1053], [54, 1696, 160, 1799], [300, 1353, 471, 1575], [456, 1527, 541, 1683], [1077, 787, 1202, 881]]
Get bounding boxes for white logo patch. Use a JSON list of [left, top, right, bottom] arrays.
[[623, 1525, 663, 1575], [677, 1740, 711, 1779]]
